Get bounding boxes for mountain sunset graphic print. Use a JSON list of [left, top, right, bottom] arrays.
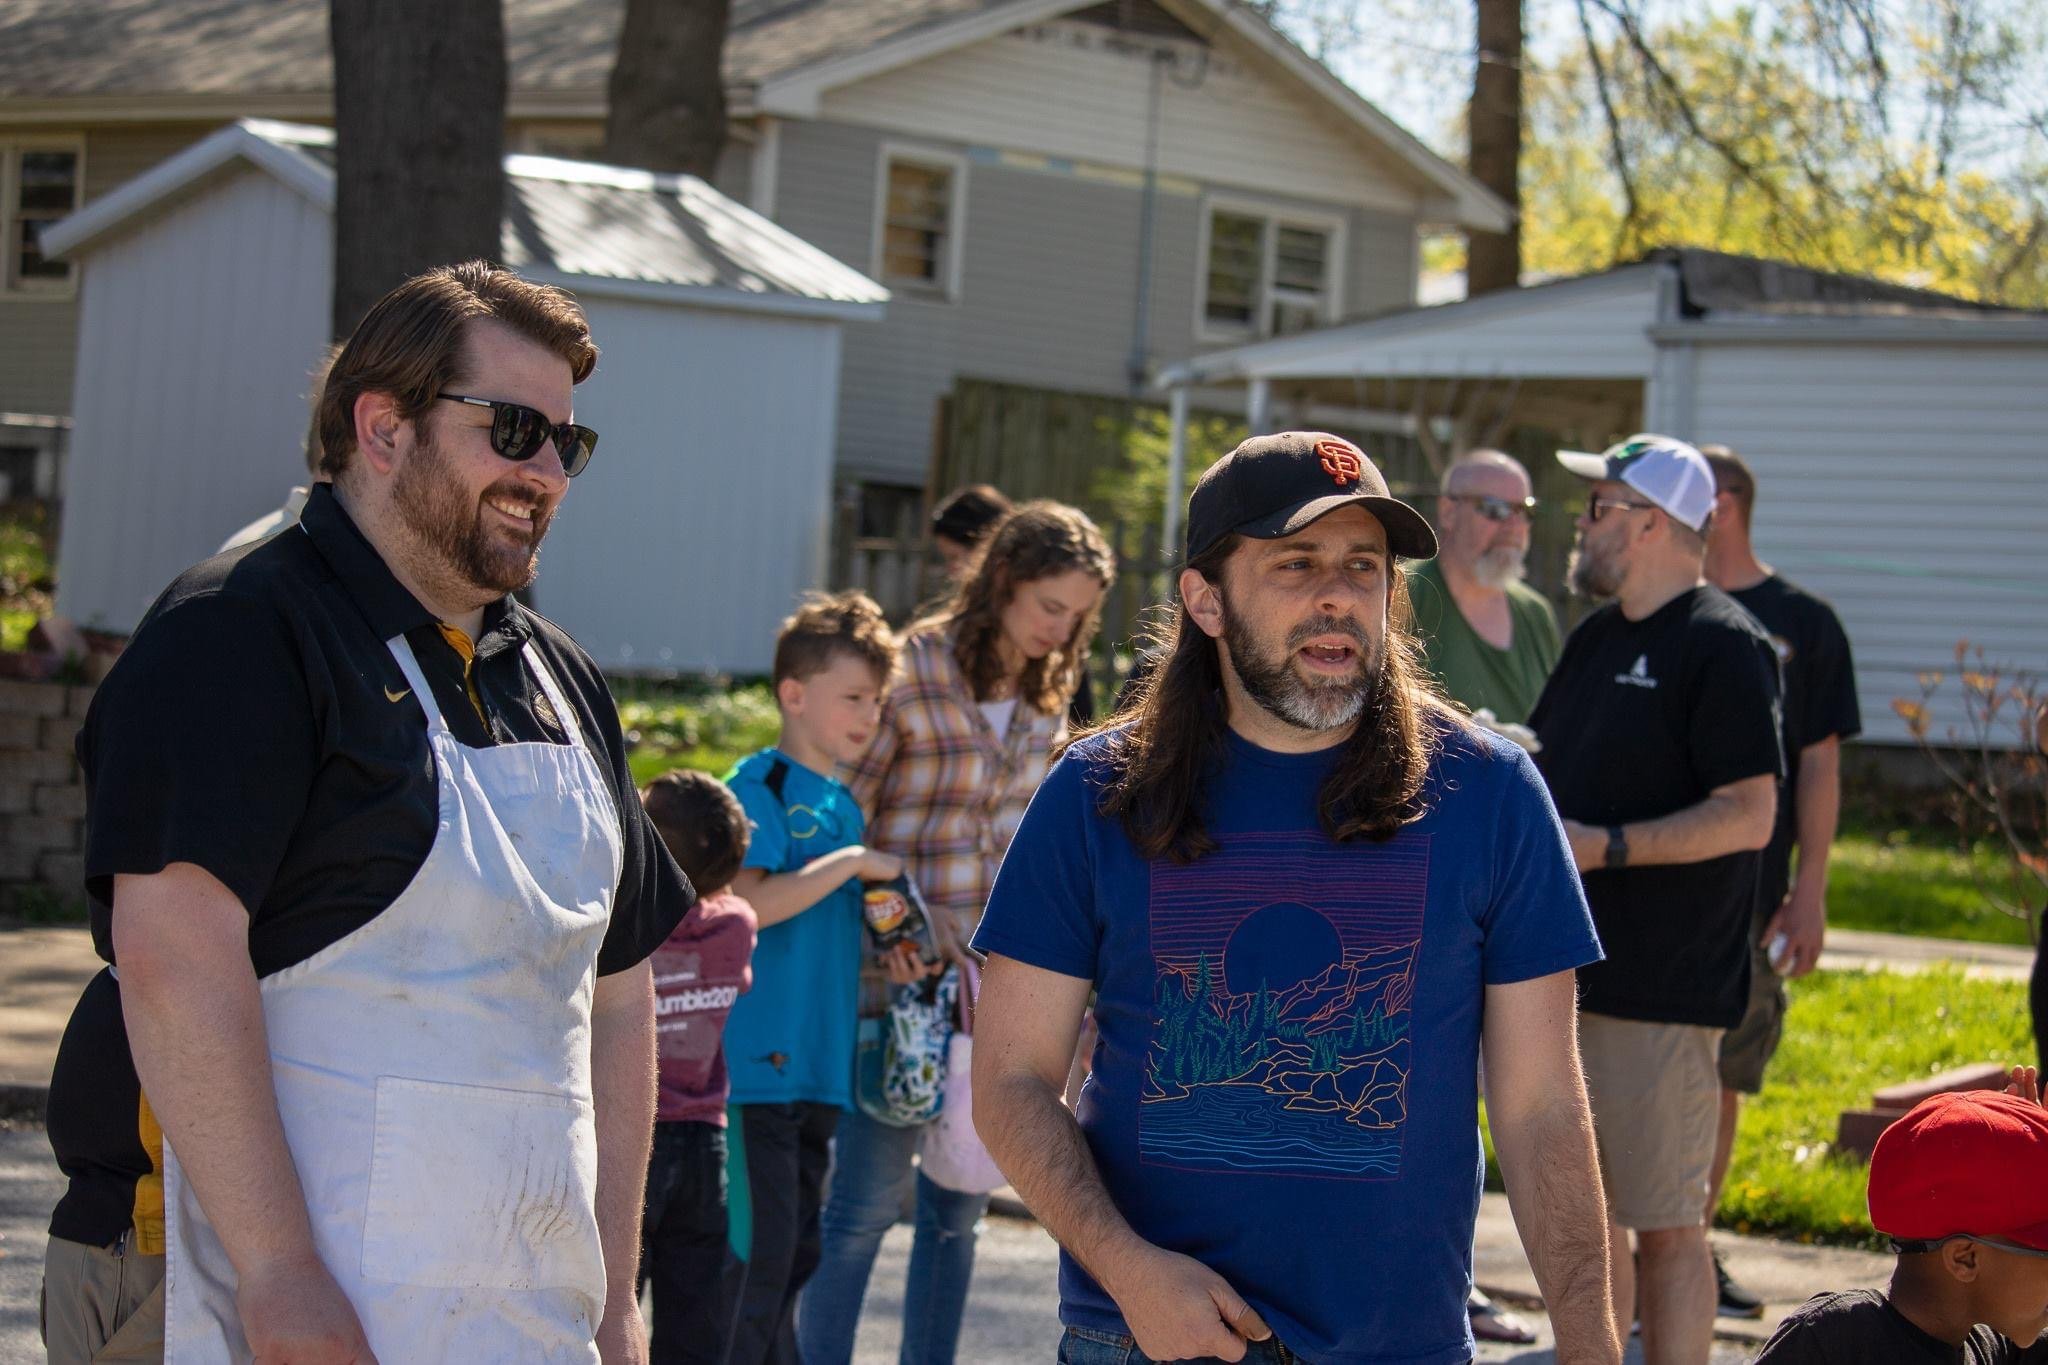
[[1142, 830, 1428, 1180]]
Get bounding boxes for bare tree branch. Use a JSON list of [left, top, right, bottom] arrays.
[[1574, 0, 1640, 257]]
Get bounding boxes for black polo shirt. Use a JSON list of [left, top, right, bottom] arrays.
[[46, 483, 694, 1247]]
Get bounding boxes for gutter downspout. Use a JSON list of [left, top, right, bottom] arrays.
[[1125, 48, 1166, 394], [1164, 386, 1190, 558]]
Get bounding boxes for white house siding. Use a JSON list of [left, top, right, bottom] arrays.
[[774, 118, 1419, 484], [1185, 266, 1663, 388], [1688, 340, 2048, 745], [0, 122, 212, 418], [54, 166, 330, 631], [815, 20, 1430, 216], [534, 295, 842, 675]]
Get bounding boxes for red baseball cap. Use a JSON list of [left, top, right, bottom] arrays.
[[1868, 1090, 2048, 1251]]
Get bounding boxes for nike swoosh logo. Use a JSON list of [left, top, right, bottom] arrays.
[[385, 686, 410, 704]]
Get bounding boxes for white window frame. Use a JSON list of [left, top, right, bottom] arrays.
[[1, 136, 86, 301], [871, 143, 968, 302], [1194, 193, 1347, 344]]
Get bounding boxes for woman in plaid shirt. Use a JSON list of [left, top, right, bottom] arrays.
[[798, 501, 1115, 1365]]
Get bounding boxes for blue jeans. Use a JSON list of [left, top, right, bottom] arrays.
[[1055, 1325, 1307, 1365], [795, 1106, 988, 1365], [640, 1120, 740, 1365]]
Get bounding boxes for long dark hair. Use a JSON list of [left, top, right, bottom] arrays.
[[916, 500, 1115, 714], [1095, 533, 1456, 862]]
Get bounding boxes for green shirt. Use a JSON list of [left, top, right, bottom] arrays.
[[1406, 558, 1561, 726]]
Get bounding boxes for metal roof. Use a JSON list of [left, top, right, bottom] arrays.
[[1160, 252, 2048, 388], [43, 121, 888, 320]]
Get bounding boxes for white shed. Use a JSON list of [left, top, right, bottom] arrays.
[[42, 119, 887, 674], [1158, 250, 2048, 746]]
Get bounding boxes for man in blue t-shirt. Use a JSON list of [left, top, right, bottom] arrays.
[[974, 432, 1621, 1365]]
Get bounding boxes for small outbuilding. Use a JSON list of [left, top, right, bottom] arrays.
[[1158, 249, 2048, 744], [42, 118, 887, 674]]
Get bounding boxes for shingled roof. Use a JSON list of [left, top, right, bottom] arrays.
[[0, 0, 1011, 101]]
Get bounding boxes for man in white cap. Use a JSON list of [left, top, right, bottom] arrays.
[[1529, 434, 1784, 1365]]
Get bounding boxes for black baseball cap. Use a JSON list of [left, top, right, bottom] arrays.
[[1185, 431, 1437, 562]]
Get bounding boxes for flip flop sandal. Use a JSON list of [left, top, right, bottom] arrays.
[[1468, 1297, 1539, 1345]]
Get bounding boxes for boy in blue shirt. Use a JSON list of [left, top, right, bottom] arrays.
[[721, 591, 901, 1365]]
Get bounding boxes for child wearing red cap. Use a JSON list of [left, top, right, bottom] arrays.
[[1756, 1067, 2048, 1363]]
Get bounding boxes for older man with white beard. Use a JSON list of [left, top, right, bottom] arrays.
[[1405, 449, 1560, 727]]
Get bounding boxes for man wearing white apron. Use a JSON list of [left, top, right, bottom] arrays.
[[41, 263, 694, 1363]]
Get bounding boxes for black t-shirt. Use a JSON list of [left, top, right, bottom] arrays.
[[1530, 586, 1783, 1028], [1730, 575, 1861, 914], [1756, 1290, 2048, 1364], [46, 484, 694, 1247]]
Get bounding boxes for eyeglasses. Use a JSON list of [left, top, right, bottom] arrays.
[[1451, 494, 1539, 523], [439, 395, 598, 478], [1582, 497, 1658, 523], [1890, 1235, 2048, 1261]]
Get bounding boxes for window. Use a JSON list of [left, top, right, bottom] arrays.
[[1198, 202, 1342, 340], [874, 149, 965, 299], [4, 144, 82, 295]]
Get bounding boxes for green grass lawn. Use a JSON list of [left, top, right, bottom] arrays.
[[1826, 826, 2033, 946], [1484, 967, 2035, 1247], [618, 684, 780, 787], [1718, 967, 2033, 1246]]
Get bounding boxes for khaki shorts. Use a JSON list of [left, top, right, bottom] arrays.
[[41, 1232, 165, 1364], [1718, 942, 1787, 1095], [1580, 1013, 1724, 1231]]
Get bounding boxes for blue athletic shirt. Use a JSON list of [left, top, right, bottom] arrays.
[[973, 720, 1602, 1364], [722, 748, 865, 1108]]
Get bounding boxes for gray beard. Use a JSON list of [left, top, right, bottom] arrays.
[[1566, 542, 1622, 599], [1222, 603, 1377, 733], [1470, 545, 1527, 590]]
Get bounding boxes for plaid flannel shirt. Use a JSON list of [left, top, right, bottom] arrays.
[[846, 627, 1066, 948]]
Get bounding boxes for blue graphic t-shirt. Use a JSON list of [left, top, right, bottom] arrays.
[[974, 721, 1602, 1364], [722, 748, 865, 1108]]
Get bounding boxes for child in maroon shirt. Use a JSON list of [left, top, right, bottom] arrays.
[[640, 770, 760, 1365]]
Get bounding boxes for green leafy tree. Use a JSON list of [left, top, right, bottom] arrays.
[[1526, 6, 2048, 304]]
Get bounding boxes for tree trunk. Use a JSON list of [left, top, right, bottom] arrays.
[[330, 0, 506, 339], [603, 0, 732, 180], [1466, 0, 1523, 296]]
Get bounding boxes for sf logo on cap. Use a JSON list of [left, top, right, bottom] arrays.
[[1315, 438, 1365, 487]]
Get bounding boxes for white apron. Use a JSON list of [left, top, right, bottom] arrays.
[[161, 634, 625, 1362]]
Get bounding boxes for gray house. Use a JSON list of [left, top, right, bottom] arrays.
[[0, 0, 1506, 531], [42, 120, 886, 672]]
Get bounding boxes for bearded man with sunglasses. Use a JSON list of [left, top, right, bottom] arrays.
[[1529, 434, 1783, 1365], [1406, 449, 1560, 731], [40, 263, 691, 1364]]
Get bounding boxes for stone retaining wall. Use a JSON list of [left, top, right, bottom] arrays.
[[0, 677, 89, 900]]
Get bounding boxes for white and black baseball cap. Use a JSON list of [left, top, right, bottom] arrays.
[[1556, 434, 1717, 532]]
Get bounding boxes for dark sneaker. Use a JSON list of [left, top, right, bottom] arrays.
[[1715, 1251, 1765, 1319]]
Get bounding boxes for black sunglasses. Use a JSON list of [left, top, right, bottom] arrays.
[[439, 394, 598, 478], [1451, 493, 1539, 523]]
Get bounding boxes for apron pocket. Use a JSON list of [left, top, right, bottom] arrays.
[[359, 1075, 604, 1296]]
